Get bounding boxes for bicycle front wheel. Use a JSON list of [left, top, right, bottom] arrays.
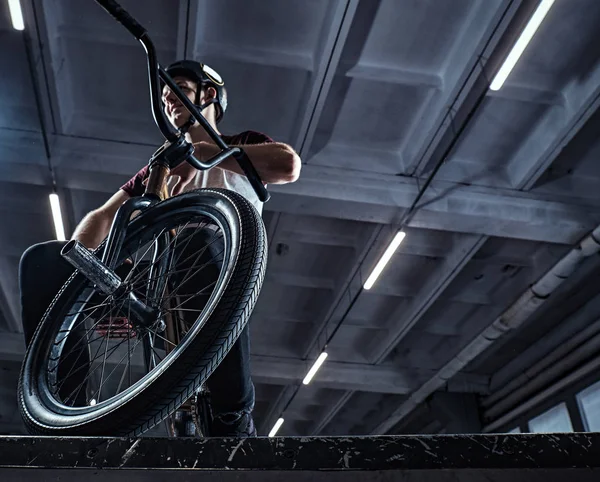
[[18, 188, 267, 436]]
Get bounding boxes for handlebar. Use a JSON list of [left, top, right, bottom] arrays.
[[94, 0, 270, 203]]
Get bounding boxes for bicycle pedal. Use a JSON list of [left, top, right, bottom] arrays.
[[96, 317, 137, 339]]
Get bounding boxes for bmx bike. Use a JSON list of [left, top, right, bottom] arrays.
[[18, 0, 269, 437]]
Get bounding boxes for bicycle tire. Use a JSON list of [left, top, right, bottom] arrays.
[[18, 188, 267, 436]]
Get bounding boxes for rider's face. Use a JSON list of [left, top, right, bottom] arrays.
[[161, 77, 198, 127]]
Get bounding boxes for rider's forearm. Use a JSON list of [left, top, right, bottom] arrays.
[[199, 142, 301, 184], [72, 210, 113, 250]]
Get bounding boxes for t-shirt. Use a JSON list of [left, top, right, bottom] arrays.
[[120, 131, 273, 214]]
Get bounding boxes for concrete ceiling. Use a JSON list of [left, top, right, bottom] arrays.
[[1, 0, 600, 436]]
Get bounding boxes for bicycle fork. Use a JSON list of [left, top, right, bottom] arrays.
[[60, 196, 164, 331]]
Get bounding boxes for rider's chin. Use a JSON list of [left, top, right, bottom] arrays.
[[173, 116, 190, 128]]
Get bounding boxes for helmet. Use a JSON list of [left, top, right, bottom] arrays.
[[164, 60, 227, 123]]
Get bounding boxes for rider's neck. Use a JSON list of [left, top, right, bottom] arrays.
[[185, 120, 221, 145]]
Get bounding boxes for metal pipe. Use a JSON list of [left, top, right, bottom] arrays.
[[483, 352, 600, 433], [482, 316, 600, 409], [371, 223, 600, 435], [484, 330, 600, 420]]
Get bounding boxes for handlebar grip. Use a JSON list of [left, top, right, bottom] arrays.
[[95, 0, 146, 39]]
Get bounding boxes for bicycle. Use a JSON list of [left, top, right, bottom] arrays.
[[17, 0, 269, 437]]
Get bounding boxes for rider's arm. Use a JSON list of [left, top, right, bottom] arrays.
[[196, 141, 301, 184], [72, 190, 130, 250]]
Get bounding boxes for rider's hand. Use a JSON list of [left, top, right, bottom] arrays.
[[170, 142, 216, 196]]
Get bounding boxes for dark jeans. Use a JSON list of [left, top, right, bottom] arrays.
[[19, 232, 255, 418]]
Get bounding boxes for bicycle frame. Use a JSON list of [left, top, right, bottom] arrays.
[[62, 0, 270, 329]]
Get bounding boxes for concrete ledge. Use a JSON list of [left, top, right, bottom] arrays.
[[0, 433, 598, 481]]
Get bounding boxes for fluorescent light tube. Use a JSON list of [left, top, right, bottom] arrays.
[[364, 230, 406, 290], [49, 193, 66, 241], [490, 0, 555, 91], [8, 0, 25, 31], [268, 418, 284, 437], [303, 352, 328, 385]]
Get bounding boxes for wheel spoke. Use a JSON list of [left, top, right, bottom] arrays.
[[88, 332, 148, 402], [63, 300, 112, 317], [51, 290, 131, 368], [58, 333, 130, 402], [162, 280, 218, 313], [55, 297, 112, 345], [123, 224, 192, 286], [124, 222, 220, 297], [145, 329, 178, 349], [45, 212, 230, 408], [54, 298, 133, 397], [97, 312, 116, 403]]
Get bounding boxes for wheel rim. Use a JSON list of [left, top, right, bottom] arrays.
[[34, 203, 237, 418]]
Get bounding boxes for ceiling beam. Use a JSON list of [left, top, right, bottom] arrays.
[[487, 85, 565, 106], [258, 385, 296, 436], [506, 59, 600, 189], [264, 272, 335, 291], [21, 0, 67, 133], [368, 283, 491, 306], [403, 0, 522, 175], [1, 132, 598, 244], [176, 0, 192, 60], [277, 228, 360, 249], [49, 24, 174, 50], [306, 234, 487, 434], [278, 406, 316, 422], [251, 355, 414, 395], [259, 211, 379, 434], [299, 225, 383, 361], [344, 64, 442, 89], [197, 42, 314, 72], [293, 0, 360, 157], [307, 390, 353, 435], [274, 164, 599, 244], [369, 234, 488, 363]]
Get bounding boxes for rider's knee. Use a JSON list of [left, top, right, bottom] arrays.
[[20, 240, 69, 271]]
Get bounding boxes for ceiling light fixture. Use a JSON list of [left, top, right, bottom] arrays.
[[8, 0, 25, 31], [268, 417, 284, 437], [302, 351, 328, 385], [490, 0, 555, 91], [363, 230, 406, 290], [49, 193, 66, 241]]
